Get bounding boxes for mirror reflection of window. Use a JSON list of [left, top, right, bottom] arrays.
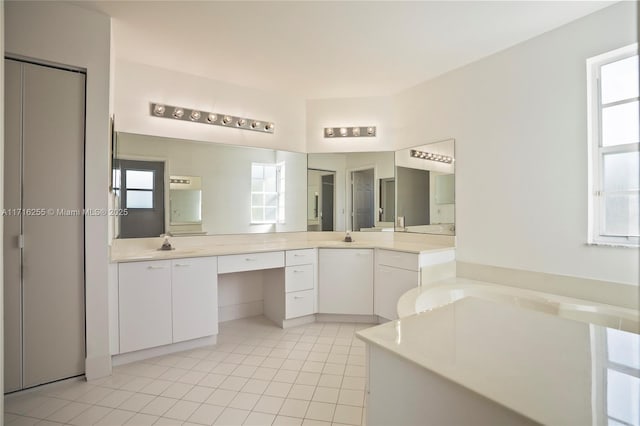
[[251, 163, 285, 224]]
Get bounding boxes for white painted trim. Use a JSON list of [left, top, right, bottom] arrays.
[[112, 335, 217, 366], [85, 355, 112, 381]]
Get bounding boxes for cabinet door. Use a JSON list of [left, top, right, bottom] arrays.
[[319, 249, 373, 315], [375, 265, 419, 320], [119, 261, 172, 353], [172, 257, 218, 343]]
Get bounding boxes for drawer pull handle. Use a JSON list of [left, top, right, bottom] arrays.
[[294, 295, 305, 299], [245, 258, 258, 261], [147, 265, 168, 270], [294, 254, 305, 257], [174, 263, 190, 267], [293, 270, 304, 273]]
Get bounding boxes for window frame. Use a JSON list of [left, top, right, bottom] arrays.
[[586, 43, 639, 247]]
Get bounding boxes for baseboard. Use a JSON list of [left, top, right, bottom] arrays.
[[85, 354, 112, 381], [457, 261, 639, 310], [281, 314, 317, 329], [219, 301, 263, 322], [112, 335, 217, 366], [316, 313, 378, 324]]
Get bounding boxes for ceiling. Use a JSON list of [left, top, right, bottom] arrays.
[[79, 1, 615, 99]]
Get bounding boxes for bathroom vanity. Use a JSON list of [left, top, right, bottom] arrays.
[[109, 232, 455, 363]]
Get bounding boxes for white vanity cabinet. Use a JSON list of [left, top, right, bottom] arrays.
[[172, 257, 218, 343], [118, 260, 173, 353], [264, 249, 317, 326], [375, 250, 420, 321], [374, 248, 456, 320], [319, 248, 374, 315], [118, 257, 217, 354]]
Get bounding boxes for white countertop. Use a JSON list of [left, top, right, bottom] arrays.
[[110, 235, 454, 262], [357, 296, 640, 425]]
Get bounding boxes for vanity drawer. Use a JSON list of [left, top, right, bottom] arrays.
[[285, 264, 314, 292], [377, 249, 419, 271], [218, 251, 284, 274], [286, 249, 316, 266], [286, 289, 314, 319]]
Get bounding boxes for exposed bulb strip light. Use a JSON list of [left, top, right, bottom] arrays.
[[324, 126, 376, 138], [410, 149, 454, 164], [151, 103, 275, 134]]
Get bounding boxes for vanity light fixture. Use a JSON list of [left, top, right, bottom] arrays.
[[150, 103, 275, 134], [323, 126, 376, 138], [170, 178, 191, 184], [172, 107, 184, 119], [410, 149, 454, 164]]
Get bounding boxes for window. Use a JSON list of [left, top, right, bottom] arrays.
[[587, 44, 639, 246], [124, 169, 155, 209], [251, 162, 285, 224]]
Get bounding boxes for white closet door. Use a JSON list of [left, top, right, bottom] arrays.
[[21, 62, 86, 388]]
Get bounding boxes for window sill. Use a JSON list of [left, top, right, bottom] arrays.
[[585, 241, 639, 249]]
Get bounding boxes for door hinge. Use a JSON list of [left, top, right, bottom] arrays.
[[18, 234, 24, 249]]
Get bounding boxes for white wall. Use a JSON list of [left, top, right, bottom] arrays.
[[114, 60, 306, 153], [306, 96, 397, 153], [395, 2, 638, 285], [5, 1, 112, 378]]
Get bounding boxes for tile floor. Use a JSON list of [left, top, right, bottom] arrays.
[[5, 316, 372, 426]]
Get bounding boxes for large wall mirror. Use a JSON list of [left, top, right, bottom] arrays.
[[113, 132, 307, 238], [394, 139, 455, 235], [307, 152, 395, 232]]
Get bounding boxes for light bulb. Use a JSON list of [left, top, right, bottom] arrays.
[[153, 104, 166, 116], [236, 119, 246, 127], [172, 108, 184, 119], [222, 115, 232, 125], [190, 110, 201, 121], [352, 127, 360, 136], [265, 123, 274, 131], [326, 128, 334, 137], [207, 113, 217, 123], [367, 127, 375, 135], [339, 127, 348, 136], [251, 121, 261, 129]]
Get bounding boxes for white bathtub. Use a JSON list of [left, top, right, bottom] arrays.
[[397, 278, 639, 334]]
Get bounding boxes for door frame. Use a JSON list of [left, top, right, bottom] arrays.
[[307, 168, 337, 232], [347, 165, 376, 231]]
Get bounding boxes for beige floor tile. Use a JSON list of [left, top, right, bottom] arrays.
[[232, 365, 258, 379], [241, 379, 270, 395], [219, 376, 248, 392], [302, 419, 331, 426], [47, 402, 91, 423], [264, 382, 292, 398], [278, 399, 310, 418], [332, 405, 362, 426], [178, 371, 208, 385], [206, 389, 238, 407], [67, 405, 111, 425], [160, 382, 193, 399], [305, 401, 336, 422], [337, 390, 364, 407], [213, 407, 250, 425], [97, 390, 135, 408], [287, 385, 315, 401], [94, 408, 135, 425], [198, 373, 227, 389], [312, 387, 339, 404], [272, 370, 298, 384], [182, 386, 214, 403], [244, 411, 276, 426], [139, 396, 178, 417], [228, 392, 260, 411], [124, 412, 159, 425], [317, 375, 342, 389], [117, 393, 155, 412], [253, 395, 284, 415], [187, 403, 224, 425], [339, 377, 365, 391], [273, 415, 303, 426], [162, 400, 200, 421], [295, 373, 320, 387]]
